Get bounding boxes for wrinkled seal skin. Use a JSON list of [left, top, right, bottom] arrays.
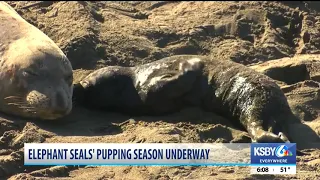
[[0, 2, 73, 120], [199, 56, 297, 143], [74, 55, 313, 143]]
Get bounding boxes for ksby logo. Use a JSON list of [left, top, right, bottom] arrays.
[[253, 144, 293, 157], [275, 145, 293, 157], [251, 143, 296, 165]]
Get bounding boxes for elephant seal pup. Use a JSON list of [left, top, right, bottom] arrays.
[[75, 55, 306, 143], [74, 56, 204, 115], [0, 2, 73, 120]]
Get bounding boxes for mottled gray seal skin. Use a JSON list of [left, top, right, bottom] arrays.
[[0, 2, 73, 120], [198, 55, 296, 143], [74, 55, 308, 143]]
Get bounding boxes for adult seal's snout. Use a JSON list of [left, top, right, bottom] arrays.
[[0, 2, 73, 120]]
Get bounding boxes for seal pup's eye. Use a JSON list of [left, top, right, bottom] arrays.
[[22, 70, 38, 77]]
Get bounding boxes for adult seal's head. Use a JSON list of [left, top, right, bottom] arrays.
[[0, 2, 73, 120]]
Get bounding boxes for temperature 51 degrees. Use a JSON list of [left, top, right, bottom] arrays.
[[280, 167, 290, 172]]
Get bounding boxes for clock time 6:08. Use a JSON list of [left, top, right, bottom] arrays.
[[256, 167, 269, 172]]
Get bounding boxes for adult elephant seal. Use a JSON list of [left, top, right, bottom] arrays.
[[0, 2, 73, 120], [74, 55, 316, 143]]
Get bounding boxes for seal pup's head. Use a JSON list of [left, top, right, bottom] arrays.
[[1, 37, 73, 120], [75, 66, 141, 112]]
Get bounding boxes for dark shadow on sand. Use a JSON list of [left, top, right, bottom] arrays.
[[0, 105, 236, 138], [288, 122, 320, 150], [0, 105, 318, 151], [32, 107, 125, 137]]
